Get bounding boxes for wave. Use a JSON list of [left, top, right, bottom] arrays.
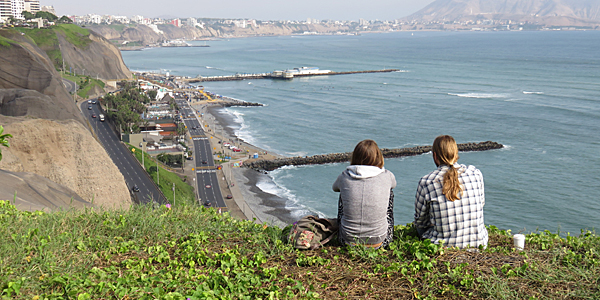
[[523, 91, 544, 95], [448, 93, 508, 99], [205, 66, 214, 69], [395, 70, 410, 73], [257, 171, 319, 219]]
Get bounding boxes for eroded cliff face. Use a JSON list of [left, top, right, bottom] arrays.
[[87, 23, 353, 46], [0, 117, 132, 210], [57, 30, 132, 80], [0, 31, 86, 124], [0, 28, 132, 210]]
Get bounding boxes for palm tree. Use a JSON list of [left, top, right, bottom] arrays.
[[0, 125, 13, 162]]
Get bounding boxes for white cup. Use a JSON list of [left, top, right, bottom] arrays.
[[513, 234, 525, 250]]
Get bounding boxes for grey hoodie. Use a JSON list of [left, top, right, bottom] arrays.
[[333, 165, 396, 244]]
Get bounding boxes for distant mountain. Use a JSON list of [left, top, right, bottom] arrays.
[[406, 0, 600, 22]]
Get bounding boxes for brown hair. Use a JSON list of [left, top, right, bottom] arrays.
[[432, 135, 462, 201], [350, 139, 384, 168]]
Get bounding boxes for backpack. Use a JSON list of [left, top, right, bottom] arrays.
[[288, 215, 339, 250]]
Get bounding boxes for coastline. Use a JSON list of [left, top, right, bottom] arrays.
[[192, 102, 297, 228]]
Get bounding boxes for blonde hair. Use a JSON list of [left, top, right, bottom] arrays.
[[351, 139, 384, 168], [432, 135, 462, 201]]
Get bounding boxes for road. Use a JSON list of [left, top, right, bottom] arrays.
[[175, 98, 226, 208], [62, 78, 77, 93], [80, 100, 166, 204]]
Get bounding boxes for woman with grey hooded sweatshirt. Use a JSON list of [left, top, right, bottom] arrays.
[[333, 139, 397, 249]]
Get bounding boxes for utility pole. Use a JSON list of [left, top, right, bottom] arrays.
[[172, 183, 175, 206]]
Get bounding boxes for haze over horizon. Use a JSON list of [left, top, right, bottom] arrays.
[[45, 0, 435, 20]]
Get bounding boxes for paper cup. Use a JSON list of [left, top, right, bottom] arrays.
[[513, 234, 525, 250]]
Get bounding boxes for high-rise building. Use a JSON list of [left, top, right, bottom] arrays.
[[0, 0, 12, 20], [40, 5, 55, 15], [24, 0, 40, 13], [11, 0, 24, 19]]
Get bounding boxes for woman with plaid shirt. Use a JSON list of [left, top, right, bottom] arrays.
[[413, 135, 488, 249]]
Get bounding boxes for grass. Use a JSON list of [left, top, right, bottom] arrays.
[[1, 199, 598, 299], [129, 145, 196, 206], [0, 35, 12, 47], [53, 24, 91, 48], [61, 73, 106, 98]]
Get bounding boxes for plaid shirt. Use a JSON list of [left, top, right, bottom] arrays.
[[414, 163, 488, 248]]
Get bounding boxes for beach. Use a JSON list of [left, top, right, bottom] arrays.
[[193, 102, 298, 228]]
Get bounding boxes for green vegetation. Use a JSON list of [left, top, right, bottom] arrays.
[[129, 145, 195, 206], [61, 73, 105, 98], [53, 24, 91, 48], [1, 198, 598, 299], [157, 153, 184, 168], [101, 82, 149, 133], [13, 24, 92, 70], [0, 35, 12, 48], [0, 125, 12, 161]]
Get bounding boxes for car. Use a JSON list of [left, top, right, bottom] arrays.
[[205, 185, 211, 189], [202, 160, 208, 164], [226, 194, 233, 199], [91, 114, 96, 118], [132, 185, 140, 192], [88, 100, 92, 104], [88, 105, 92, 110], [186, 156, 193, 160]]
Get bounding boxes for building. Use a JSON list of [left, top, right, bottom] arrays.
[[11, 0, 24, 19], [0, 0, 12, 21], [40, 5, 54, 15], [169, 18, 180, 27], [23, 0, 39, 13]]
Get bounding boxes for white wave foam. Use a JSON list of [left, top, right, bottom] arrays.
[[205, 66, 214, 69], [448, 93, 507, 99], [522, 91, 544, 95], [256, 172, 318, 219], [395, 70, 410, 73], [286, 151, 309, 157]]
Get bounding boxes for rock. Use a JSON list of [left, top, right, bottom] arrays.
[[0, 169, 92, 212], [0, 117, 132, 210], [244, 141, 504, 171]]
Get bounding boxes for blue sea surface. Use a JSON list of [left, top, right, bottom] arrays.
[[122, 31, 600, 234]]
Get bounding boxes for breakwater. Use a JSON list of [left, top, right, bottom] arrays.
[[245, 141, 503, 172], [185, 69, 400, 83]]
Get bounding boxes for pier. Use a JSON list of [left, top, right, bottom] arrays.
[[183, 69, 400, 83], [244, 141, 504, 172]]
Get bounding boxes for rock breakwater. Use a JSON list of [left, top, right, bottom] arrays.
[[245, 141, 503, 172]]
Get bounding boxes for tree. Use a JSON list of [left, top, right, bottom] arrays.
[[35, 11, 57, 22], [22, 11, 35, 20], [146, 90, 157, 101], [58, 16, 73, 24], [0, 125, 13, 162]]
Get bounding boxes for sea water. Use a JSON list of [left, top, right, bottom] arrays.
[[122, 31, 600, 234]]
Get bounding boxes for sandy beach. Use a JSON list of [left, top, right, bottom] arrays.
[[192, 102, 297, 228]]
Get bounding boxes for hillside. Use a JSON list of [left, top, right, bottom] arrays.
[[0, 26, 132, 211], [406, 0, 600, 26], [0, 200, 598, 299], [87, 23, 353, 47]]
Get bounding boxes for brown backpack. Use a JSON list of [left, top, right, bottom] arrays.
[[288, 215, 339, 250]]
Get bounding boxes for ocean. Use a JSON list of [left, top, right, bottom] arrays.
[[122, 30, 600, 234]]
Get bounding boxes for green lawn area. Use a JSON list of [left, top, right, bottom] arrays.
[[61, 73, 105, 98], [129, 145, 196, 206]]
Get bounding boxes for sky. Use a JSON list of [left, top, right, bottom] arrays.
[[46, 0, 436, 20]]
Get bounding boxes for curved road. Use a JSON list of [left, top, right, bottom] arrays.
[[80, 100, 166, 204]]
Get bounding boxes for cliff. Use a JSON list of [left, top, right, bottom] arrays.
[[87, 23, 353, 46], [0, 30, 85, 124], [0, 27, 132, 211], [0, 117, 132, 210]]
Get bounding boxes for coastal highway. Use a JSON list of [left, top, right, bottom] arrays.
[[175, 98, 226, 208], [80, 101, 166, 204]]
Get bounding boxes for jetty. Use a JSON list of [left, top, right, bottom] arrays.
[[183, 68, 400, 83], [245, 141, 503, 172]]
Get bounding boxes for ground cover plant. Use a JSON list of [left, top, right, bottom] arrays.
[[0, 199, 598, 299]]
